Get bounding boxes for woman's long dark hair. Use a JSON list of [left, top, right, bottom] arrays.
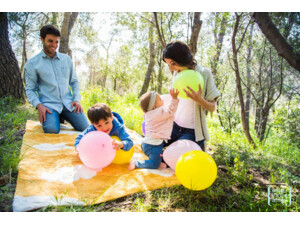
[[162, 41, 197, 70]]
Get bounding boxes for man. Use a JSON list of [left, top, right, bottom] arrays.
[[24, 25, 89, 133]]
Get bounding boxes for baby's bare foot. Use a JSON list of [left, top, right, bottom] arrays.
[[159, 162, 167, 169], [128, 161, 136, 171]]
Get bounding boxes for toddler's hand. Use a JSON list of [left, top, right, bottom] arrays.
[[112, 139, 123, 151], [170, 88, 179, 99]]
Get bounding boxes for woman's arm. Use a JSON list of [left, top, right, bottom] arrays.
[[183, 84, 217, 113]]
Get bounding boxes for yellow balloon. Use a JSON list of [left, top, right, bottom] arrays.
[[175, 150, 217, 190], [111, 136, 134, 164]]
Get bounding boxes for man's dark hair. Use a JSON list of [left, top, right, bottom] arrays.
[[40, 25, 61, 39], [87, 103, 112, 124]]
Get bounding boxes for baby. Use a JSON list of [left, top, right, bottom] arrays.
[[128, 89, 179, 170]]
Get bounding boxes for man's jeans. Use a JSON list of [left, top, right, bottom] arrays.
[[42, 106, 89, 134], [135, 142, 164, 169]]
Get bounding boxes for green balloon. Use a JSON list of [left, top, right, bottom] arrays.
[[173, 70, 204, 99]]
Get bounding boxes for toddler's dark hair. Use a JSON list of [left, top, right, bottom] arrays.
[[87, 103, 112, 124]]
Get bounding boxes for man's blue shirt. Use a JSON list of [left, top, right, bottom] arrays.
[[74, 112, 134, 151], [24, 50, 81, 113]]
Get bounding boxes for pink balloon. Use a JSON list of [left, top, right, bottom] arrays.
[[163, 140, 202, 170], [78, 131, 115, 171]]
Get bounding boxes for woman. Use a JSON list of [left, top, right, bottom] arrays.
[[162, 41, 220, 150]]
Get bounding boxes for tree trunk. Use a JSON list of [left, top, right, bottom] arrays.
[[51, 12, 59, 28], [210, 13, 228, 129], [253, 12, 300, 73], [188, 12, 202, 56], [258, 107, 270, 142], [0, 13, 24, 101], [245, 22, 254, 128], [139, 16, 155, 97], [153, 12, 166, 49], [113, 78, 117, 91], [254, 102, 262, 133], [20, 28, 27, 75], [255, 51, 283, 142], [211, 12, 227, 77], [231, 13, 256, 148], [156, 46, 163, 94], [59, 12, 79, 58], [157, 62, 163, 94]]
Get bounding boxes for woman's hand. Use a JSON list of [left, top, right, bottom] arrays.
[[183, 84, 203, 103], [183, 84, 216, 112], [169, 88, 179, 99]]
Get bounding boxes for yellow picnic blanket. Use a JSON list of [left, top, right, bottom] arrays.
[[13, 120, 180, 211]]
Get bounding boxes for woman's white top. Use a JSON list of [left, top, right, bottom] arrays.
[[174, 98, 194, 129]]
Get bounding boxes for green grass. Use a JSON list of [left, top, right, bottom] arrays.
[[0, 89, 299, 212]]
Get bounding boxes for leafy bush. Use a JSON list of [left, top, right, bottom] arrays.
[[272, 99, 300, 148], [80, 87, 143, 135], [0, 96, 37, 176]]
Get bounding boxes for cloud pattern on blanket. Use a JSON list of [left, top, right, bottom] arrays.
[[33, 143, 73, 151], [40, 165, 97, 184]]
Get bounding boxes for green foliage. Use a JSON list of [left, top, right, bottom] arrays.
[[80, 88, 143, 135], [272, 99, 300, 148], [0, 96, 37, 176]]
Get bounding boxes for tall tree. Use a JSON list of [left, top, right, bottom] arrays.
[[0, 13, 24, 100], [59, 12, 79, 58], [250, 40, 284, 142], [231, 13, 255, 147], [153, 12, 166, 49], [209, 12, 230, 128], [99, 29, 118, 90], [188, 12, 202, 56], [139, 15, 155, 97], [245, 22, 254, 128], [253, 12, 300, 73]]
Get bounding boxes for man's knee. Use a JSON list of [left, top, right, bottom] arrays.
[[70, 113, 89, 131], [43, 124, 60, 134]]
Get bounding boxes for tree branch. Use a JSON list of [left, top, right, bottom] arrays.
[[268, 58, 284, 109], [237, 17, 252, 52], [253, 12, 300, 72], [153, 12, 165, 49]]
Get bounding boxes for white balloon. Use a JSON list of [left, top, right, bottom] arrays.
[[163, 139, 202, 170]]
